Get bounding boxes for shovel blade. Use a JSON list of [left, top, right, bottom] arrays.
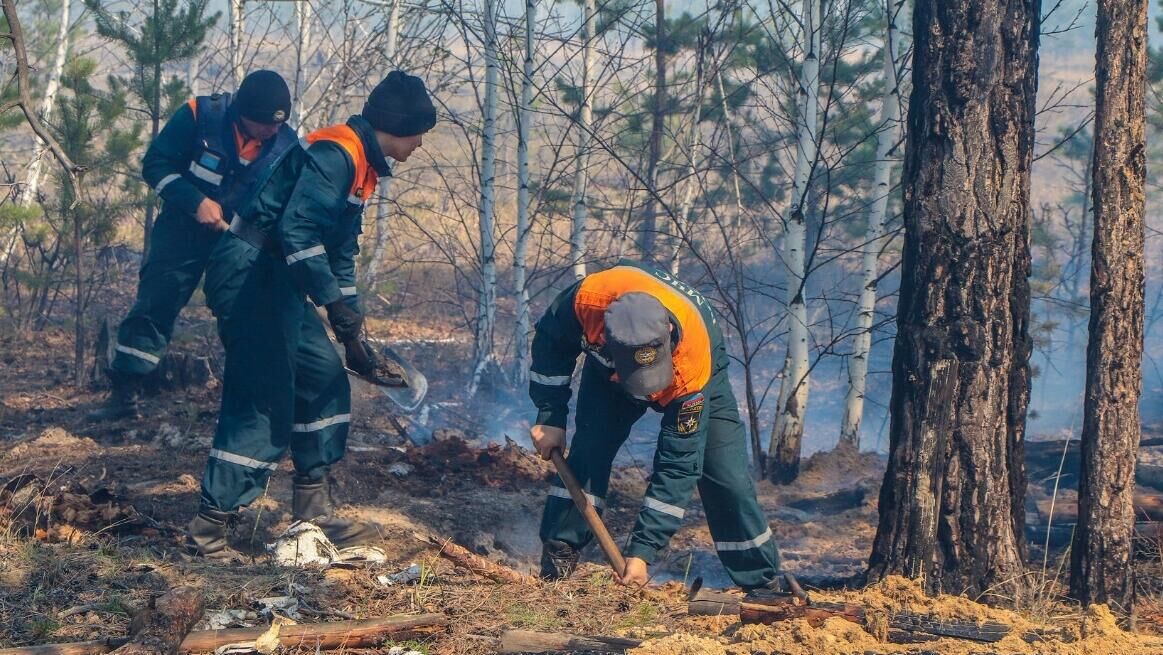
[[372, 344, 428, 413]]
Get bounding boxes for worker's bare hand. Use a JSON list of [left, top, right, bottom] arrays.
[[614, 557, 649, 587], [529, 424, 565, 461], [195, 198, 228, 231]]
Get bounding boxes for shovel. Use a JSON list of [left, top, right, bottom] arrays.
[[549, 447, 627, 577], [344, 338, 429, 414]]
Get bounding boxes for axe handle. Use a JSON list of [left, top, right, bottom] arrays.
[[550, 448, 627, 576]]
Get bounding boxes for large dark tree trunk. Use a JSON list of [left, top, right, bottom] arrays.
[[1069, 0, 1147, 611], [868, 0, 1038, 600]]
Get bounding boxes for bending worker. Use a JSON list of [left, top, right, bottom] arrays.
[[529, 261, 783, 589], [91, 70, 297, 422], [185, 71, 437, 560]]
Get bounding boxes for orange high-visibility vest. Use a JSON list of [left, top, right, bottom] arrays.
[[573, 264, 714, 406], [305, 124, 379, 206]]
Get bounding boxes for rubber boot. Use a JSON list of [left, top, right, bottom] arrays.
[[291, 475, 380, 548], [539, 539, 579, 580], [185, 507, 245, 562], [87, 373, 142, 422]]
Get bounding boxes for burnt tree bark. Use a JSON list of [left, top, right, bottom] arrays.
[[868, 0, 1038, 599], [1069, 0, 1147, 611]]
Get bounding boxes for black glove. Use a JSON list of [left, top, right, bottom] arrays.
[[326, 300, 363, 343], [343, 339, 377, 376]]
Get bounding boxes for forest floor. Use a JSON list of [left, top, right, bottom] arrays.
[[3, 321, 1163, 654]]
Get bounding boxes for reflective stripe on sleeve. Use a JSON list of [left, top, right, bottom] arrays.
[[642, 496, 686, 519], [285, 244, 327, 264], [548, 485, 604, 509], [292, 413, 352, 433], [154, 173, 181, 193], [209, 448, 279, 470], [530, 371, 571, 386], [714, 527, 773, 552], [115, 344, 160, 365], [340, 286, 358, 296]]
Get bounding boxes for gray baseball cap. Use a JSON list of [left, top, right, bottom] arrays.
[[603, 292, 674, 396]]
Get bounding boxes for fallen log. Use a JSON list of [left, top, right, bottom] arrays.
[[116, 587, 204, 655], [497, 630, 642, 654], [690, 589, 1012, 644], [0, 614, 447, 655], [416, 532, 538, 585]]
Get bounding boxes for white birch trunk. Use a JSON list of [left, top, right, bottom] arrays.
[[768, 0, 820, 482], [360, 0, 401, 287], [569, 0, 595, 280], [230, 0, 245, 88], [468, 0, 500, 397], [513, 0, 537, 386], [838, 0, 906, 451], [668, 48, 706, 276], [187, 56, 201, 97], [292, 0, 313, 135], [20, 0, 71, 206], [717, 68, 744, 223]]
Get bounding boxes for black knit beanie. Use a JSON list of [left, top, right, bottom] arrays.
[[234, 70, 291, 124], [361, 71, 437, 137]]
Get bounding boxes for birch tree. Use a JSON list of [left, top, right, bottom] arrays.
[[20, 0, 72, 207], [769, 0, 821, 484], [569, 0, 595, 280], [639, 0, 665, 260], [229, 0, 244, 87], [360, 0, 401, 286], [292, 0, 313, 133], [838, 0, 906, 451], [513, 0, 536, 386], [468, 0, 500, 396]]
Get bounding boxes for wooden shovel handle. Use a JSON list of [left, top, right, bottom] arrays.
[[550, 448, 627, 576]]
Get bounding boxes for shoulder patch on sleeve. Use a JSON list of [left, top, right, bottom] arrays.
[[677, 393, 705, 435]]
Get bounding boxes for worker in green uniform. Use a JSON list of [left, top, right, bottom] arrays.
[[528, 261, 783, 589], [185, 71, 437, 560], [90, 70, 298, 422]]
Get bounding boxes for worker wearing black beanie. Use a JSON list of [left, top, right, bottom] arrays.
[[186, 70, 438, 561], [234, 70, 292, 125], [361, 70, 437, 138]]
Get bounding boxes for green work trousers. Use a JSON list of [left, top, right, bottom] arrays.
[[197, 233, 351, 512], [539, 358, 781, 589], [110, 209, 222, 377]]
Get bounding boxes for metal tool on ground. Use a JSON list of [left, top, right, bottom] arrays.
[[549, 447, 627, 577], [344, 337, 428, 413]]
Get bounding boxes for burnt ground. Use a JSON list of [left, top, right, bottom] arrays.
[[3, 325, 1163, 653]]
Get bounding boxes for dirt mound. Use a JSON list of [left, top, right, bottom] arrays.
[[381, 434, 552, 495], [634, 576, 1163, 655], [3, 427, 99, 464], [793, 445, 885, 491]]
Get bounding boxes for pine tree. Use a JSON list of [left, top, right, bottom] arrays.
[[82, 0, 217, 255]]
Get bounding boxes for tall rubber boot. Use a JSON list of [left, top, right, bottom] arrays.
[[185, 507, 245, 562], [539, 539, 580, 580], [291, 475, 380, 548], [87, 373, 142, 422]]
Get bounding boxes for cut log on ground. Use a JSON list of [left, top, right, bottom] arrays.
[[417, 532, 538, 585], [115, 587, 204, 655], [0, 614, 447, 655], [497, 630, 642, 653], [688, 589, 1013, 644]]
